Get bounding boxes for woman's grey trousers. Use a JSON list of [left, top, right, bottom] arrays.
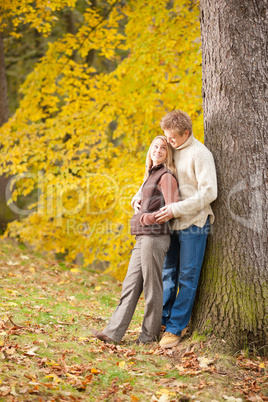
[[103, 234, 170, 343]]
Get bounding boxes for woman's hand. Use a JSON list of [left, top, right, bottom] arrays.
[[134, 198, 141, 214]]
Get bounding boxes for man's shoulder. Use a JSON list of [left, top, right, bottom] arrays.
[[191, 138, 213, 157], [173, 136, 214, 161], [192, 137, 210, 150], [176, 136, 212, 156]]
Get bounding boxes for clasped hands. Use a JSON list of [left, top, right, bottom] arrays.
[[133, 198, 174, 223]]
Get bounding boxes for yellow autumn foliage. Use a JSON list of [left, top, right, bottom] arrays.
[[0, 0, 203, 280], [0, 0, 76, 37]]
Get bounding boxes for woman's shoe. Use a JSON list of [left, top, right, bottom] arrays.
[[91, 329, 115, 344], [132, 338, 151, 344]]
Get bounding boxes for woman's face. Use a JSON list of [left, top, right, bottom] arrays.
[[151, 138, 168, 166]]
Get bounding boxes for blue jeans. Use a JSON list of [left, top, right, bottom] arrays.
[[162, 218, 210, 336]]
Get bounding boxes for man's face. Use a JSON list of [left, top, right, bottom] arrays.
[[164, 129, 189, 148]]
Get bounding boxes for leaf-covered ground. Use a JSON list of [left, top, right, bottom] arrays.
[[0, 241, 267, 401]]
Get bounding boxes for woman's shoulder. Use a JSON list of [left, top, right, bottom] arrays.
[[159, 170, 178, 184]]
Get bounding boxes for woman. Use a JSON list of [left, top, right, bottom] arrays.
[[92, 136, 180, 344]]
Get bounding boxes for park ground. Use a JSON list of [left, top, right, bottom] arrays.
[[0, 240, 267, 402]]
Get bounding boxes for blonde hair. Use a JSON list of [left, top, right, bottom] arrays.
[[160, 110, 193, 136], [144, 136, 177, 180]]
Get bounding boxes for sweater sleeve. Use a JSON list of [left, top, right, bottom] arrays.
[[171, 149, 217, 218], [131, 186, 142, 208], [140, 173, 179, 226]]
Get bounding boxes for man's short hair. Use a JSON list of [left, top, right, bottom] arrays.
[[160, 110, 193, 136]]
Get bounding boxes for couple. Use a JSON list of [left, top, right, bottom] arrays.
[[92, 110, 217, 348]]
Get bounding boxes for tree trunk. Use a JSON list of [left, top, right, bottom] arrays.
[[192, 0, 267, 351], [0, 31, 17, 231], [86, 0, 97, 66], [0, 31, 9, 125]]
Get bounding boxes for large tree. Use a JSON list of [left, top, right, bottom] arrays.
[[192, 0, 267, 351]]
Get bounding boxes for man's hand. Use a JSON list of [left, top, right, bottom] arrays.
[[155, 205, 174, 223], [133, 198, 141, 214]]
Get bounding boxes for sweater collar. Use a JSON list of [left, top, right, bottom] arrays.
[[174, 133, 195, 151]]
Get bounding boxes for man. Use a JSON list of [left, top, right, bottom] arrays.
[[133, 110, 217, 348]]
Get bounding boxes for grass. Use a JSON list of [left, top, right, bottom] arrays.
[[0, 240, 267, 401]]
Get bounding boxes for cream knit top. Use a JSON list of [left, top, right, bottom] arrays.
[[132, 134, 217, 231], [169, 134, 217, 230]]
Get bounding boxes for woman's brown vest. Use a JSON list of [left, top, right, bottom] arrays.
[[130, 164, 176, 236]]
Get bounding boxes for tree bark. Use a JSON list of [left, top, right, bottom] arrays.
[[86, 0, 97, 66], [0, 31, 15, 231], [192, 0, 268, 351], [0, 31, 9, 125]]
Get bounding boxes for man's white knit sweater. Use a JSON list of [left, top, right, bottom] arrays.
[[132, 134, 217, 231], [170, 133, 217, 230]]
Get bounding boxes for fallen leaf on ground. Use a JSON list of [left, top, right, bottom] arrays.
[[175, 364, 185, 373], [24, 346, 39, 356], [70, 268, 81, 274], [130, 396, 139, 402], [246, 395, 264, 402], [0, 386, 11, 396], [156, 389, 176, 396], [44, 374, 61, 384], [6, 347, 16, 355], [91, 368, 101, 374], [158, 396, 170, 402], [197, 356, 216, 368], [223, 396, 243, 402]]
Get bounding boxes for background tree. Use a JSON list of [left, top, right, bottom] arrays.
[[191, 0, 267, 351], [2, 0, 120, 114], [0, 0, 203, 279], [0, 30, 14, 232], [0, 0, 79, 232]]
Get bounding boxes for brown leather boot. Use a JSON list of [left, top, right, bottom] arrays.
[[91, 329, 115, 344]]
